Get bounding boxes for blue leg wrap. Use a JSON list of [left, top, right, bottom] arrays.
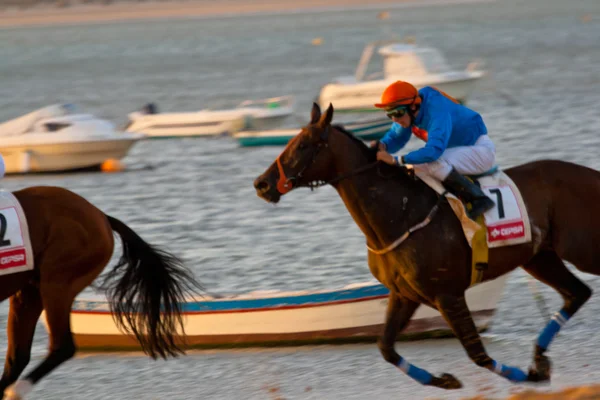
[[537, 309, 570, 350], [396, 357, 433, 385], [491, 360, 528, 382]]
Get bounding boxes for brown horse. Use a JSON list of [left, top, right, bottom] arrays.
[[254, 103, 600, 389], [0, 186, 202, 400]]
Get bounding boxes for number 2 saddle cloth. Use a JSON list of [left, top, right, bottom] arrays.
[[0, 190, 34, 276]]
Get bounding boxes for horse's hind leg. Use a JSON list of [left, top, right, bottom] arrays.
[[4, 281, 79, 400], [435, 293, 531, 386], [522, 250, 592, 382], [377, 292, 461, 389], [0, 284, 43, 398]]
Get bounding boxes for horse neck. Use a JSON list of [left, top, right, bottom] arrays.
[[328, 129, 435, 249]]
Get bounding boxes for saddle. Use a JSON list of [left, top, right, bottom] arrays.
[[417, 167, 532, 286]]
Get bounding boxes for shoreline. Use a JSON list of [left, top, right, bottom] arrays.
[[0, 0, 494, 28]]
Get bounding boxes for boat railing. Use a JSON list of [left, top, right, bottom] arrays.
[[365, 71, 384, 81], [354, 39, 405, 82]]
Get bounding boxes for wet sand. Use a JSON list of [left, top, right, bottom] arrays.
[[0, 0, 493, 28], [466, 385, 600, 399]]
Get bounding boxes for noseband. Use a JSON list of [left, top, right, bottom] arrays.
[[276, 140, 329, 194]]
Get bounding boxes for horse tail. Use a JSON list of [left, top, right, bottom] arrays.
[[101, 214, 203, 359]]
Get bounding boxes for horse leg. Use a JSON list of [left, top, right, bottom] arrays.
[[435, 293, 530, 386], [0, 284, 43, 398], [4, 284, 77, 400], [521, 250, 592, 382], [377, 292, 462, 389]]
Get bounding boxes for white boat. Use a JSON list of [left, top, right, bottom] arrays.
[[0, 104, 144, 174], [234, 115, 392, 147], [62, 275, 507, 350], [317, 40, 486, 112], [125, 95, 295, 138]]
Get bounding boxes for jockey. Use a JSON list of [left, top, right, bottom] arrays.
[[371, 80, 495, 220], [0, 153, 4, 179]]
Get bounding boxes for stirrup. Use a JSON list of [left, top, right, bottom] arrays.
[[467, 198, 495, 219]]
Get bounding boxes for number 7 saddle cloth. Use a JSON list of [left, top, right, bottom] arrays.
[[0, 190, 34, 276], [416, 169, 532, 249]]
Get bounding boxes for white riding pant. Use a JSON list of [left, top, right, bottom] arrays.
[[413, 135, 496, 181], [0, 155, 5, 178]]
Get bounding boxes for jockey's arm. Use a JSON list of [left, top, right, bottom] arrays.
[[403, 109, 452, 165], [380, 123, 412, 154]]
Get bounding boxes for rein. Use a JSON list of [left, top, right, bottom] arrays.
[[275, 125, 445, 256], [278, 156, 413, 191], [276, 125, 380, 193], [277, 154, 379, 193], [367, 192, 446, 255]]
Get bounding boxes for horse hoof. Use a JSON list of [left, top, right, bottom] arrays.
[[528, 354, 551, 383], [4, 379, 33, 400], [429, 373, 463, 389]]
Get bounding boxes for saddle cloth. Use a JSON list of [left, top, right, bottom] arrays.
[[416, 170, 532, 248], [0, 190, 34, 276]]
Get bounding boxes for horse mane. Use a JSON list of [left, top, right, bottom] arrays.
[[332, 124, 378, 163], [331, 123, 433, 194]]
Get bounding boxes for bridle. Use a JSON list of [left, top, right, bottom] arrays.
[[276, 130, 328, 194], [274, 125, 444, 256], [276, 126, 379, 194]]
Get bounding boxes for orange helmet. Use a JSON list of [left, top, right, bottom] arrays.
[[374, 81, 422, 109]]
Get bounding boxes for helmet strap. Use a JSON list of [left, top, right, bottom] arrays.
[[407, 104, 419, 125]]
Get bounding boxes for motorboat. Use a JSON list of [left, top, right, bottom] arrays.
[[61, 275, 508, 350], [124, 95, 295, 138], [0, 104, 144, 174], [317, 40, 486, 112]]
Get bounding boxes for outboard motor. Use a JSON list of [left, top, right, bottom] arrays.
[[142, 103, 158, 115]]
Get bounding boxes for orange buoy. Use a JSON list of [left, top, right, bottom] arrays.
[[101, 159, 125, 173], [377, 11, 390, 20]]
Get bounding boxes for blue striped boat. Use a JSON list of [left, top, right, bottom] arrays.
[[59, 276, 507, 351]]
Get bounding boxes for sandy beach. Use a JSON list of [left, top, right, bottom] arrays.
[[0, 0, 493, 28]]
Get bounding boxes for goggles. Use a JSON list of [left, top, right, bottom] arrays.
[[385, 106, 408, 119]]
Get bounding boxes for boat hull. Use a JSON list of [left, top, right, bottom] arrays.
[[125, 115, 247, 138], [64, 276, 507, 351], [319, 76, 483, 112], [1, 138, 140, 174], [125, 96, 295, 138]]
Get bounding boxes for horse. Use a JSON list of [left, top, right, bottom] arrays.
[[253, 103, 600, 390], [0, 186, 203, 400]]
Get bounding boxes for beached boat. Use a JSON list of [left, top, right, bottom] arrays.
[[317, 40, 485, 112], [234, 115, 392, 147], [0, 104, 143, 174], [124, 95, 295, 138], [61, 275, 507, 351]]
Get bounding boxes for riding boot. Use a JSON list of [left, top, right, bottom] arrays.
[[442, 168, 495, 220]]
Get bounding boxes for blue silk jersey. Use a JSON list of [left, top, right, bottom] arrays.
[[380, 86, 488, 165]]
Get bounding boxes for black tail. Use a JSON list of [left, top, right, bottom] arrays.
[[101, 215, 203, 359]]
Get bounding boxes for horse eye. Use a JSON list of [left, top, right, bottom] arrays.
[[298, 143, 306, 150]]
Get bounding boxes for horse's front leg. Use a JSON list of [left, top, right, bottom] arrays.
[[436, 293, 531, 385], [378, 292, 462, 389]]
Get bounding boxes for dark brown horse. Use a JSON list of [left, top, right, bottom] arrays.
[[254, 103, 600, 389], [0, 186, 202, 400]]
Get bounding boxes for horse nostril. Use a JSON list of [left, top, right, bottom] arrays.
[[254, 178, 270, 193]]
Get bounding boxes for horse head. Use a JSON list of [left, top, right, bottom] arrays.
[[254, 103, 339, 203]]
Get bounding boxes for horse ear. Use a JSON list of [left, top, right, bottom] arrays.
[[319, 103, 334, 127], [310, 103, 321, 124]]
